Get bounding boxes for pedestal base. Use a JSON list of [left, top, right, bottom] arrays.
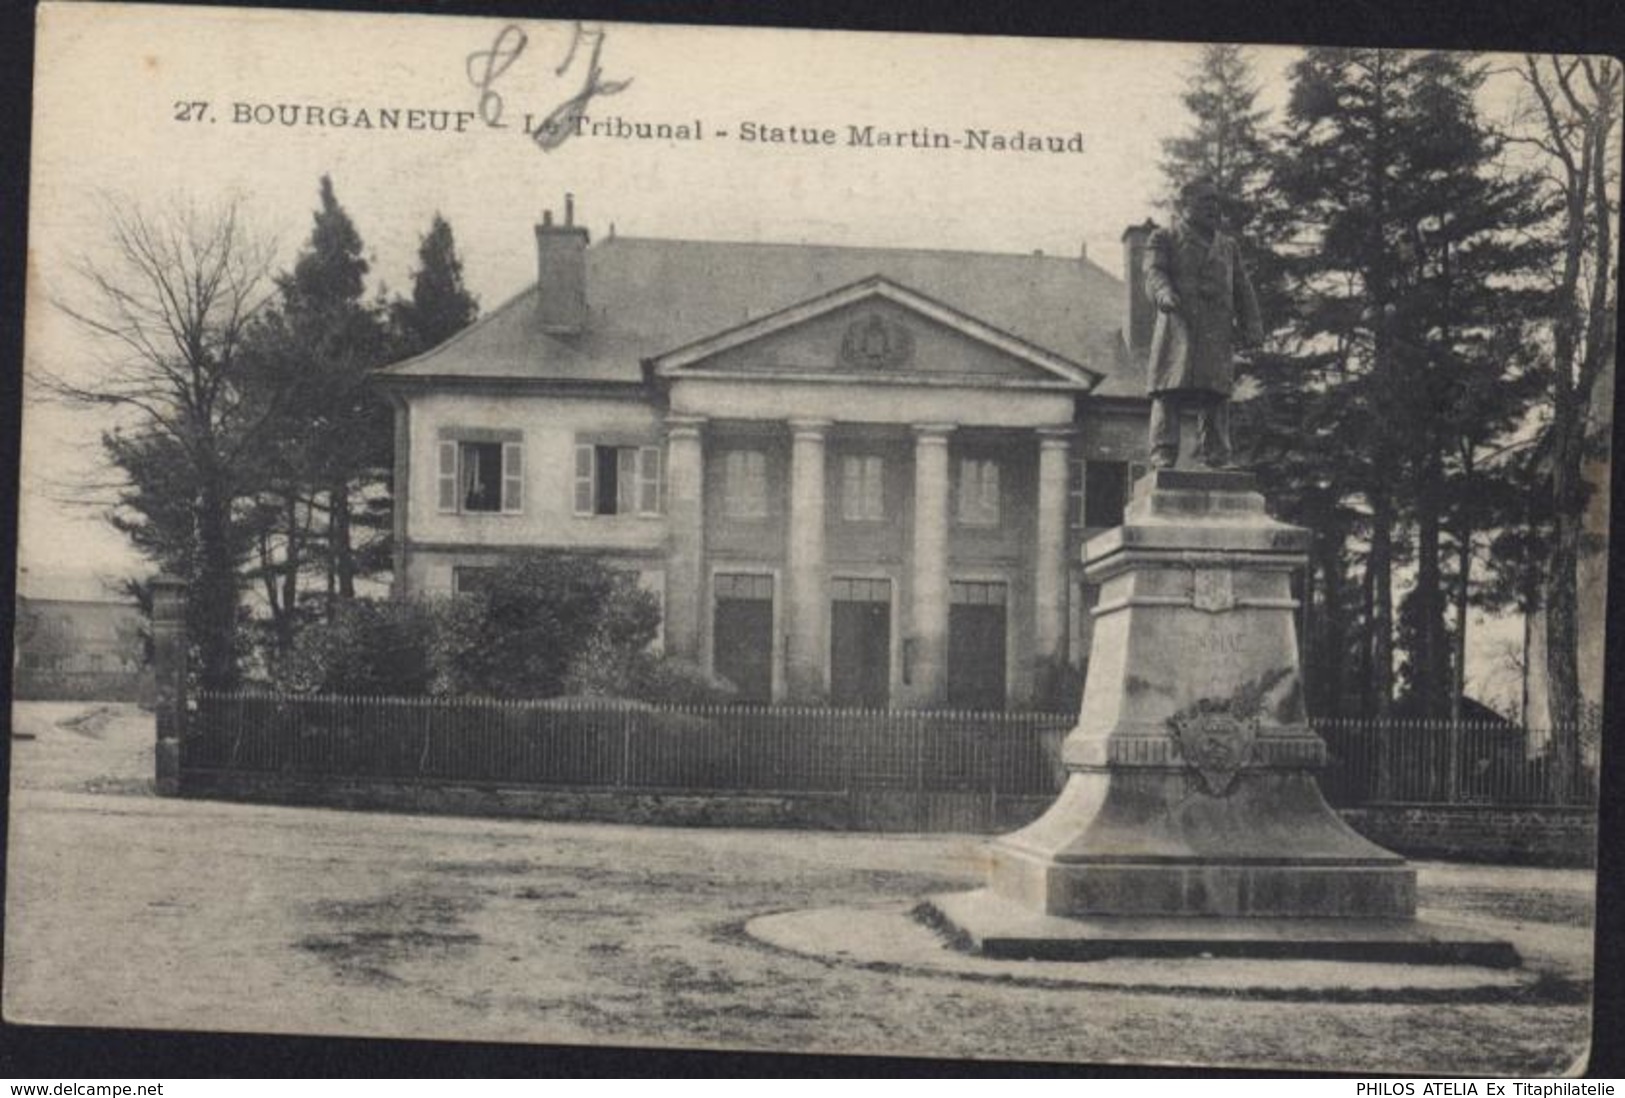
[[927, 890, 1521, 967], [956, 470, 1517, 966], [990, 769, 1417, 918]]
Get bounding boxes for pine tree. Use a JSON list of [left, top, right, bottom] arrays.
[[392, 213, 479, 354], [244, 175, 392, 641], [1265, 48, 1551, 720], [1159, 44, 1287, 322]]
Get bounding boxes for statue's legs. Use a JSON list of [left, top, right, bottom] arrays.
[[1148, 393, 1181, 468], [1150, 391, 1233, 469], [1192, 397, 1233, 468]]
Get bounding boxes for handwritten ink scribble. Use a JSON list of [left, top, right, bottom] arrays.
[[466, 24, 528, 127], [531, 23, 633, 152]]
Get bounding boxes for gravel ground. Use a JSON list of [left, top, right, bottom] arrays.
[[3, 703, 1599, 1074]]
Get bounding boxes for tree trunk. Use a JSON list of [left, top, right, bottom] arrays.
[[1414, 451, 1449, 717], [1369, 495, 1395, 722], [257, 525, 289, 654], [1545, 414, 1583, 801], [332, 482, 356, 601], [196, 477, 238, 691], [1318, 539, 1349, 719], [1358, 552, 1376, 721], [1451, 523, 1470, 728], [279, 494, 300, 651]]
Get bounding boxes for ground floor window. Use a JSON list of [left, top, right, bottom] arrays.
[[452, 565, 495, 595], [712, 572, 774, 704], [830, 577, 891, 709], [948, 580, 1008, 710]]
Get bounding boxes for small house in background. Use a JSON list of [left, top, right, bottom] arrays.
[[375, 197, 1158, 710], [12, 571, 152, 703]]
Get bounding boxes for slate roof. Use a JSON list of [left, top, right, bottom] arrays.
[[377, 234, 1145, 397]]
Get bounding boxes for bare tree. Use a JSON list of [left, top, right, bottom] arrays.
[[1511, 55, 1619, 795], [35, 195, 279, 689]]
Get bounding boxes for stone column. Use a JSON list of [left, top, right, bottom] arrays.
[[786, 418, 831, 702], [664, 414, 707, 663], [150, 574, 187, 797], [909, 423, 955, 706], [1033, 428, 1073, 698], [387, 393, 411, 599]]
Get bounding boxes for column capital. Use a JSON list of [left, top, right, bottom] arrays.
[[788, 417, 833, 440], [665, 413, 708, 438], [1038, 426, 1077, 450], [912, 422, 957, 444]]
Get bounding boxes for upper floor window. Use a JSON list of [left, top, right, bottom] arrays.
[[1074, 459, 1147, 529], [956, 457, 1001, 527], [840, 454, 886, 522], [438, 438, 522, 515], [722, 449, 769, 520], [574, 443, 662, 517]]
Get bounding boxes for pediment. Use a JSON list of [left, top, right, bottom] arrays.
[[649, 277, 1100, 390]]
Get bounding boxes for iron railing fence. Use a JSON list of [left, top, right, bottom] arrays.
[[1315, 716, 1599, 807], [186, 693, 1600, 807], [188, 691, 1070, 797]]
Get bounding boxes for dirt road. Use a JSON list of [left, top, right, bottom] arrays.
[[3, 703, 1597, 1073]]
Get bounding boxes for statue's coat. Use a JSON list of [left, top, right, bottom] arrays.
[[1144, 221, 1264, 397]]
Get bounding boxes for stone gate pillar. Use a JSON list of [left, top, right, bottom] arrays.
[[150, 575, 187, 797]]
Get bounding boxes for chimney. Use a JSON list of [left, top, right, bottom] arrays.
[[1121, 219, 1158, 360], [535, 193, 590, 334]]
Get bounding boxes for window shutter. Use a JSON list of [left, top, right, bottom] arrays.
[[437, 441, 459, 513], [616, 447, 637, 515], [637, 446, 662, 515], [573, 444, 595, 516], [501, 442, 524, 514]]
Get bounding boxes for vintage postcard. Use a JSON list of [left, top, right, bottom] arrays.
[[7, 0, 1616, 1075]]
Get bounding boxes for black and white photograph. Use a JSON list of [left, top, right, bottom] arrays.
[[4, 0, 1619, 1075]]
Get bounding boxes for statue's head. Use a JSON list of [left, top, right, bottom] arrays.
[[1178, 178, 1223, 234]]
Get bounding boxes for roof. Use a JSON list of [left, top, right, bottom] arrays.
[[651, 275, 1103, 389], [377, 234, 1145, 397]]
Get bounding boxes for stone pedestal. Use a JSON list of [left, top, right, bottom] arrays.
[[930, 470, 1516, 964]]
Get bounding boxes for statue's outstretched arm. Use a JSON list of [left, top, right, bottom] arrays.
[[1146, 230, 1179, 313]]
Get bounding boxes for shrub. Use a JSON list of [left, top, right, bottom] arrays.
[[428, 551, 661, 698], [271, 598, 436, 695], [564, 636, 738, 707]]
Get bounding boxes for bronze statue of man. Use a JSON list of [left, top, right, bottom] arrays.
[[1145, 178, 1265, 469]]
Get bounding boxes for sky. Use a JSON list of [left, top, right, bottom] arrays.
[[16, 3, 1587, 708], [22, 3, 1257, 578]]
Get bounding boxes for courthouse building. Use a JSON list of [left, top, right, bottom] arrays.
[[375, 198, 1156, 709]]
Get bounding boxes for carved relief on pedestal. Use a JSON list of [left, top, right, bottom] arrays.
[[1189, 566, 1235, 613], [1169, 704, 1260, 796]]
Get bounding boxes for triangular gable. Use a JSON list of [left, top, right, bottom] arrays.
[[649, 276, 1102, 390]]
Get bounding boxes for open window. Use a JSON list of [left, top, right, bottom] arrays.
[[437, 437, 523, 515], [573, 443, 663, 517], [1073, 458, 1145, 529]]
